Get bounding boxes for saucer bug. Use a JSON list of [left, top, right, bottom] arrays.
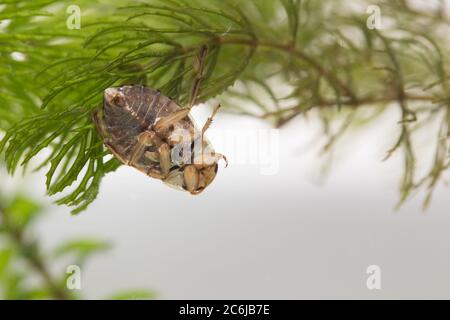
[[92, 47, 227, 194], [93, 85, 227, 194]]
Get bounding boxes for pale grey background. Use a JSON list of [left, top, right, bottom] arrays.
[[3, 105, 450, 300], [3, 0, 450, 300]]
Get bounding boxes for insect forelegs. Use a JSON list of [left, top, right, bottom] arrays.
[[129, 130, 157, 167], [153, 108, 190, 132], [194, 152, 228, 169], [183, 165, 200, 194], [158, 143, 171, 177], [201, 104, 220, 136], [189, 45, 208, 108]]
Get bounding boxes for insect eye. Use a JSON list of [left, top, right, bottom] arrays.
[[111, 94, 124, 106], [104, 88, 126, 108]]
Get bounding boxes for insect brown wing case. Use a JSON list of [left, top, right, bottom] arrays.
[[93, 85, 219, 193]]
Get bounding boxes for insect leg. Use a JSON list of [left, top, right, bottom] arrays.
[[148, 168, 166, 180], [193, 104, 227, 167], [194, 153, 228, 169], [214, 153, 228, 167], [153, 44, 210, 134], [183, 165, 200, 194], [158, 143, 171, 177], [128, 130, 157, 167], [188, 45, 208, 108], [201, 104, 221, 141], [153, 108, 190, 132]]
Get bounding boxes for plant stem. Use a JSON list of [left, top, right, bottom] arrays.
[[179, 36, 357, 102], [0, 205, 70, 300], [183, 36, 438, 127], [265, 94, 435, 127], [216, 37, 358, 102]]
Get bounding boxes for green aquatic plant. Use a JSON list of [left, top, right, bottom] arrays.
[[1, 0, 450, 212]]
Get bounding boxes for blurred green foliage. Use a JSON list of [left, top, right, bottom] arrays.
[[0, 0, 450, 212], [0, 192, 154, 299]]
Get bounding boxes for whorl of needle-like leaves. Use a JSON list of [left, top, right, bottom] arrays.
[[1, 0, 450, 213]]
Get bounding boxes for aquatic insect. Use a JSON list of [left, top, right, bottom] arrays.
[[93, 47, 227, 194]]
